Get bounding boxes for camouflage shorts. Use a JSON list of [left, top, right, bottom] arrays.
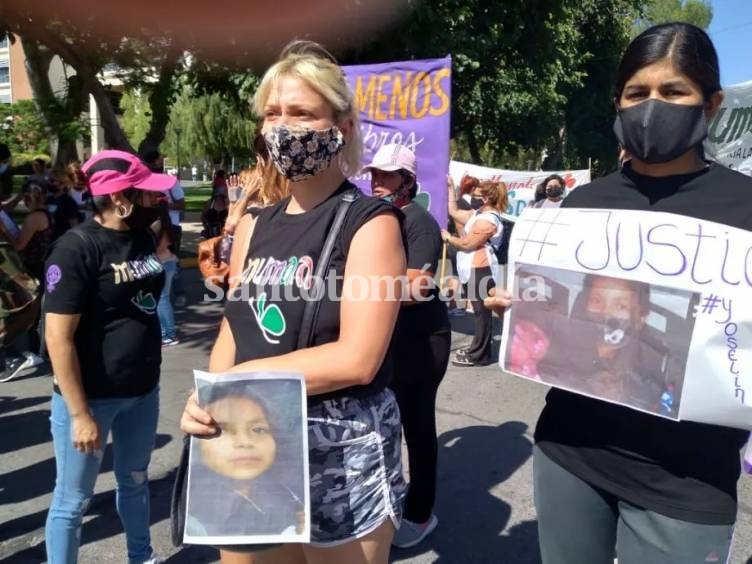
[[307, 388, 406, 546]]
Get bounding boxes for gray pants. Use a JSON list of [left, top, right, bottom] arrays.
[[533, 446, 735, 564]]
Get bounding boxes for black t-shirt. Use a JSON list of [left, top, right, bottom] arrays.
[[535, 162, 751, 525], [224, 182, 398, 406], [44, 219, 165, 398], [48, 192, 81, 240], [395, 203, 450, 337]]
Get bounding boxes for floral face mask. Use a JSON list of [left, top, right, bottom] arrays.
[[263, 124, 345, 182]]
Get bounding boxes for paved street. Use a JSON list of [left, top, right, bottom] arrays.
[[2, 267, 752, 564]]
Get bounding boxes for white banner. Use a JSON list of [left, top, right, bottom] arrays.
[[501, 207, 752, 430], [449, 160, 591, 217], [705, 80, 752, 176]]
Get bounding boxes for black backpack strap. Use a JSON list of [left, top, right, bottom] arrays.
[[296, 187, 359, 350]]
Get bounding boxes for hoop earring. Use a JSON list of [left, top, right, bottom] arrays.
[[115, 203, 133, 219]]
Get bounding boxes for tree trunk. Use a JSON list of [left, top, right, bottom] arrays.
[[87, 79, 134, 152], [21, 39, 59, 157], [138, 50, 179, 154], [466, 125, 482, 165]]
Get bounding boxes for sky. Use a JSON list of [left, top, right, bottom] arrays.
[[708, 0, 751, 86]]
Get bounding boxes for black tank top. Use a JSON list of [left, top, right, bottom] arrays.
[[224, 181, 398, 406]]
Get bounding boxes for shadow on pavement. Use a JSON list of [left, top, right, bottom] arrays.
[[391, 421, 540, 564], [0, 394, 48, 415], [0, 433, 172, 539], [0, 408, 51, 455], [3, 470, 182, 563]]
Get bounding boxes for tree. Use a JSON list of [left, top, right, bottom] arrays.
[[636, 0, 712, 32], [342, 0, 645, 170], [0, 99, 49, 156]]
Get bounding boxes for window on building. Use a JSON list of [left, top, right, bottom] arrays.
[[0, 59, 8, 84], [0, 93, 11, 104], [0, 37, 8, 49]]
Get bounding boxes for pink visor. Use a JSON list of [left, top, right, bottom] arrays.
[[82, 150, 176, 196]]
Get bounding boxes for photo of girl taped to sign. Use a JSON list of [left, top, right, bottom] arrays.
[[504, 265, 701, 418], [184, 372, 309, 545]]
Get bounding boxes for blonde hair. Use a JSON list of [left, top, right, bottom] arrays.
[[253, 40, 363, 177], [477, 180, 509, 212], [237, 154, 288, 207]]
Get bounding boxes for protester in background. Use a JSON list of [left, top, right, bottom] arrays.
[[181, 39, 406, 564], [47, 176, 81, 240], [445, 175, 479, 317], [0, 182, 51, 376], [366, 143, 450, 548], [487, 22, 751, 564], [141, 148, 187, 307], [192, 165, 198, 182], [442, 180, 506, 367], [201, 184, 229, 238], [532, 174, 566, 209], [0, 142, 12, 197], [212, 169, 228, 192], [26, 158, 51, 188], [65, 160, 93, 219], [44, 150, 171, 564], [155, 200, 179, 347]]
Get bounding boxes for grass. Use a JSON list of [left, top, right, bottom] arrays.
[[183, 184, 213, 213]]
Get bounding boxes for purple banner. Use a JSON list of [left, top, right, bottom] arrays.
[[343, 57, 452, 227]]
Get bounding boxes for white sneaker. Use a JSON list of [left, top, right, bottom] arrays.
[[392, 514, 438, 548], [24, 352, 45, 367], [142, 552, 165, 564]]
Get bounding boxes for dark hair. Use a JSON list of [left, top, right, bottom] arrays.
[[0, 142, 10, 161], [91, 187, 141, 212], [399, 170, 418, 200], [534, 183, 547, 202], [614, 22, 721, 102], [542, 174, 565, 190], [581, 274, 651, 317], [33, 158, 45, 167]]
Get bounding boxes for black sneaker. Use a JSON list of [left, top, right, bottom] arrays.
[[0, 354, 34, 383], [451, 350, 491, 368]]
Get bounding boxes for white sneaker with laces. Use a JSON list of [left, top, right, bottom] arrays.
[[392, 514, 438, 548], [142, 552, 164, 564]]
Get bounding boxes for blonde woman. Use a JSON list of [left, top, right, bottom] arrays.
[[180, 40, 406, 564], [441, 180, 507, 367]]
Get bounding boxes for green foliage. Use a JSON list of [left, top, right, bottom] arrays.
[[120, 89, 152, 149], [157, 86, 256, 168], [0, 100, 50, 156], [343, 0, 645, 171], [636, 0, 713, 32]]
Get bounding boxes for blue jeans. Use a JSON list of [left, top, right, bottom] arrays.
[[45, 387, 160, 564], [158, 259, 177, 341]]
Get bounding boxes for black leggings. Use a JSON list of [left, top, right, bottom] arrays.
[[466, 266, 496, 362], [390, 329, 451, 522]]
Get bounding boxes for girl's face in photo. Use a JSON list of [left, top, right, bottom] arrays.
[[200, 396, 277, 481], [586, 277, 640, 324]]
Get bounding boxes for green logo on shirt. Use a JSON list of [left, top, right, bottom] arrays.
[[131, 290, 157, 314], [250, 292, 286, 344]]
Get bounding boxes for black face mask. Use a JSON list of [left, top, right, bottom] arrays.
[[613, 99, 708, 164], [546, 186, 564, 198], [470, 197, 484, 210], [124, 204, 162, 231]]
